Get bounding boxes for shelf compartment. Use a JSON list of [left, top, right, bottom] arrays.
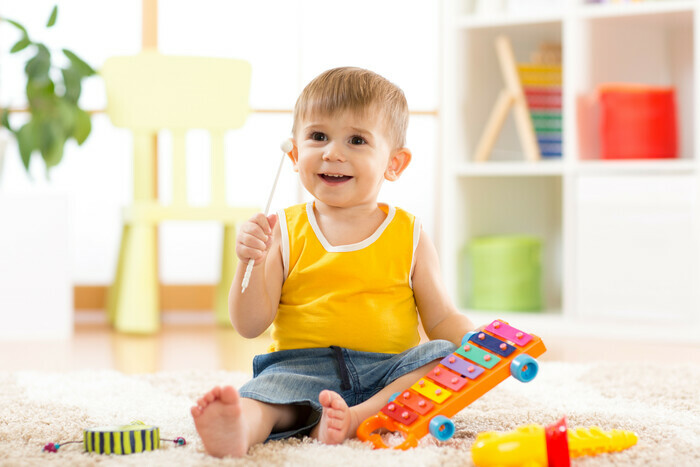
[[576, 8, 695, 161], [455, 176, 563, 314], [459, 23, 564, 163]]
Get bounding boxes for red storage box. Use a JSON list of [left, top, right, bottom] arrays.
[[599, 84, 678, 159]]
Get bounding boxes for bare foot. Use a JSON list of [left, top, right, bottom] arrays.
[[190, 386, 249, 458], [311, 390, 358, 445]]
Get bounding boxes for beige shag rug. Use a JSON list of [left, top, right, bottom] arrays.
[[1, 362, 699, 466]]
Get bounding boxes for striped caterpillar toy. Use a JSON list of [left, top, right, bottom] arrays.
[[43, 421, 185, 455]]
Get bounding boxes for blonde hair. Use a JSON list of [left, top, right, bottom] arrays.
[[292, 67, 409, 150]]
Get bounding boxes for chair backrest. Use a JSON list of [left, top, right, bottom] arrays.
[[102, 51, 251, 130], [101, 52, 252, 205]]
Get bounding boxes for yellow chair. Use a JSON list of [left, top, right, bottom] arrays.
[[102, 51, 258, 333]]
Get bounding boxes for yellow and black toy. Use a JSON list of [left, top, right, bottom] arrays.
[[43, 421, 186, 455]]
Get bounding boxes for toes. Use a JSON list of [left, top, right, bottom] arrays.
[[196, 386, 223, 408], [220, 386, 240, 405], [320, 390, 347, 410], [191, 406, 202, 418], [205, 388, 219, 403], [319, 390, 333, 408], [330, 396, 347, 410]]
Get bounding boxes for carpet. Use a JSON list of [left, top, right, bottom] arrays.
[[0, 362, 699, 466]]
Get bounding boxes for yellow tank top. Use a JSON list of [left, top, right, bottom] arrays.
[[270, 202, 421, 353]]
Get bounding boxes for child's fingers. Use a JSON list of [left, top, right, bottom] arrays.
[[240, 214, 272, 243], [239, 228, 268, 251], [250, 213, 273, 234], [236, 241, 266, 264], [266, 213, 278, 232], [235, 213, 279, 263], [239, 222, 269, 247], [236, 229, 269, 264]]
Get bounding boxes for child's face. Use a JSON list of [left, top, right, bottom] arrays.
[[290, 109, 409, 210]]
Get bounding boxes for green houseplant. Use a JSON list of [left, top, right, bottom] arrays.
[[0, 5, 96, 175]]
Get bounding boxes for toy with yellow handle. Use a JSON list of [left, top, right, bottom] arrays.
[[471, 416, 638, 467]]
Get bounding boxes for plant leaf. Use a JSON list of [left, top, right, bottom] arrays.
[[25, 44, 51, 79], [61, 66, 82, 103], [17, 121, 39, 171], [72, 107, 91, 145], [44, 136, 66, 169], [10, 35, 31, 54], [1, 108, 12, 132], [5, 19, 28, 36], [57, 98, 77, 132], [26, 77, 55, 105], [39, 120, 65, 168], [63, 49, 95, 77], [46, 5, 58, 27]]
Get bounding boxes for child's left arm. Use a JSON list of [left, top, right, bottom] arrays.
[[412, 228, 476, 346]]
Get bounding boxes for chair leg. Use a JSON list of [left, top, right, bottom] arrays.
[[106, 225, 128, 326], [215, 224, 237, 327], [111, 223, 160, 334]]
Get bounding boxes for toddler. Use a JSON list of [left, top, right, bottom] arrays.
[[191, 67, 476, 457]]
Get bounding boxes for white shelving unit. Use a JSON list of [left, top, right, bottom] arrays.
[[440, 0, 700, 340]]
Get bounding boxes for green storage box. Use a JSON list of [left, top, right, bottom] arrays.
[[460, 236, 542, 311]]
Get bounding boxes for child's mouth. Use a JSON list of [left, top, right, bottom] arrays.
[[319, 174, 352, 184]]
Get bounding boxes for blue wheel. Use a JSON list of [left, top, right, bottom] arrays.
[[388, 391, 400, 403], [429, 415, 455, 442], [461, 332, 477, 346], [510, 354, 539, 382]]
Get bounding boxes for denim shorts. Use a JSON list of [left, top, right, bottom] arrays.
[[239, 340, 456, 440]]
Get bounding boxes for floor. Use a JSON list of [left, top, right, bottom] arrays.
[[2, 312, 700, 374]]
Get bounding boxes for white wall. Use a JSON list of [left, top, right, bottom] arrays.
[[0, 0, 440, 285]]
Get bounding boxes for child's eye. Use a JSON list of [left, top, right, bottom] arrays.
[[350, 136, 366, 145], [310, 132, 327, 141]]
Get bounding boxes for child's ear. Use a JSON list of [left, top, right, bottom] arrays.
[[288, 139, 299, 172], [385, 148, 412, 181]]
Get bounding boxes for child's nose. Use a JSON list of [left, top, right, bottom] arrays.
[[322, 143, 346, 162]]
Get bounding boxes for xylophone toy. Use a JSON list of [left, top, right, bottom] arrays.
[[471, 416, 638, 467], [42, 421, 186, 455], [357, 319, 546, 450]]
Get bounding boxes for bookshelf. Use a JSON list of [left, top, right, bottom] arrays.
[[440, 0, 700, 338]]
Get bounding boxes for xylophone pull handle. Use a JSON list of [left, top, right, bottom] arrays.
[[356, 414, 420, 450], [357, 414, 391, 449]]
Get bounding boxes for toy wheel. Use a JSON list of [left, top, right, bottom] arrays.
[[429, 415, 455, 442], [461, 332, 477, 346], [510, 354, 539, 382], [388, 392, 400, 403]]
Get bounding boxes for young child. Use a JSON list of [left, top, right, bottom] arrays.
[[191, 67, 476, 457]]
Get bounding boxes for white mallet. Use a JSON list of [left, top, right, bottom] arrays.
[[241, 139, 294, 293]]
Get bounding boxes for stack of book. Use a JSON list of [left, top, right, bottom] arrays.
[[518, 63, 563, 158]]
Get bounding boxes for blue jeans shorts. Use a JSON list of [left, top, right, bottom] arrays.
[[238, 339, 456, 440]]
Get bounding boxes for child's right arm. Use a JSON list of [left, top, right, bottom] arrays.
[[228, 212, 284, 338]]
